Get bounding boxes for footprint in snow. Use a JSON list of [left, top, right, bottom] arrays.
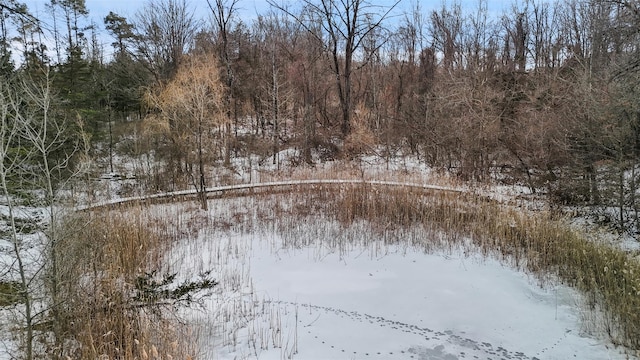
[[258, 300, 534, 360]]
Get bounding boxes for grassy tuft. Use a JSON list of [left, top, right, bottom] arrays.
[[54, 206, 199, 359]]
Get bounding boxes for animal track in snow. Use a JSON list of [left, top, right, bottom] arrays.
[[257, 299, 535, 360]]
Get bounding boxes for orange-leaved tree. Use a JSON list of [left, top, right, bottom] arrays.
[[146, 53, 227, 210]]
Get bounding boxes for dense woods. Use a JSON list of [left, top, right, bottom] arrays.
[[1, 0, 640, 221]]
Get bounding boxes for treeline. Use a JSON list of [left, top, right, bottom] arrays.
[[2, 0, 640, 230]]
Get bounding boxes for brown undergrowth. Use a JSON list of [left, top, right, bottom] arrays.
[[56, 206, 199, 359]]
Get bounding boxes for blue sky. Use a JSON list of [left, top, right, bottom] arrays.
[[16, 0, 513, 60], [22, 0, 514, 31], [24, 0, 276, 25]]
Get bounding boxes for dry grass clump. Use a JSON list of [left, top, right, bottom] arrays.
[[303, 184, 640, 350], [55, 206, 198, 359]]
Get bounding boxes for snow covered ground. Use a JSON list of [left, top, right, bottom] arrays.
[[3, 143, 637, 358], [164, 214, 632, 360]]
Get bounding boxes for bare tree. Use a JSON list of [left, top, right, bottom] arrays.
[[429, 3, 463, 71], [206, 0, 239, 166], [146, 53, 227, 210], [133, 0, 198, 83], [0, 75, 36, 360], [255, 12, 296, 167], [270, 0, 399, 137], [0, 68, 89, 358], [529, 0, 562, 70], [289, 13, 326, 164], [17, 70, 89, 357]]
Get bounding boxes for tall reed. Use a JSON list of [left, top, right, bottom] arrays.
[[56, 205, 197, 359], [316, 185, 640, 350]]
